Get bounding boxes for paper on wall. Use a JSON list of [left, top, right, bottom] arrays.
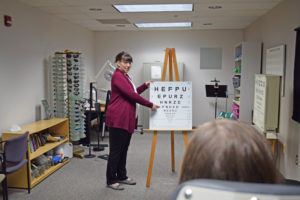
[[151, 66, 162, 79]]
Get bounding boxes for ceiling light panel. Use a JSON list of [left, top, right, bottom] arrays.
[[97, 19, 131, 24], [113, 4, 193, 12], [135, 22, 192, 28]]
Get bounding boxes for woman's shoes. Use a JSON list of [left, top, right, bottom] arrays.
[[107, 183, 124, 190], [118, 178, 136, 185], [107, 178, 136, 190]]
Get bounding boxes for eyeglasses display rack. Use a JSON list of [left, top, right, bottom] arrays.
[[52, 50, 86, 141], [52, 52, 68, 118]]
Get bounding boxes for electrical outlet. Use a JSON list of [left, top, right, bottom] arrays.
[[296, 154, 299, 166]]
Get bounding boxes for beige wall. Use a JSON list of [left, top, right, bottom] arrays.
[[245, 0, 300, 179], [0, 0, 95, 134], [95, 30, 243, 126]]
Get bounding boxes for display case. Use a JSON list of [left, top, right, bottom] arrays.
[[52, 51, 85, 141]]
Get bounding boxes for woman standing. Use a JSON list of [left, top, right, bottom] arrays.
[[105, 51, 159, 190]]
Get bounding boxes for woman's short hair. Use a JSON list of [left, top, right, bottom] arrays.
[[179, 119, 279, 184], [115, 51, 133, 63]]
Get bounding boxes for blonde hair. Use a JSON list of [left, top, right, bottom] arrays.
[[179, 119, 278, 184]]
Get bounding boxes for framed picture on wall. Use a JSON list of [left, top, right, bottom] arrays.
[[266, 44, 286, 96]]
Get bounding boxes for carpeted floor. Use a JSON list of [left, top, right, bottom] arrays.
[[2, 130, 190, 200]]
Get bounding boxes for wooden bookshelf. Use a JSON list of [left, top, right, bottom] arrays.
[[31, 158, 70, 188], [2, 118, 70, 189]]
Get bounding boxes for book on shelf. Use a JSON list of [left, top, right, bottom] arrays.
[[29, 133, 50, 152], [29, 137, 33, 153], [30, 135, 36, 151]]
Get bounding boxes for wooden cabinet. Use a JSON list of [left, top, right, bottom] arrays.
[[1, 118, 70, 189], [232, 42, 262, 122]]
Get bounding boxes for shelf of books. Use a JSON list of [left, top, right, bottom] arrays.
[[1, 118, 70, 189]]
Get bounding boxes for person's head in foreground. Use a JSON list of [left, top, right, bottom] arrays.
[[179, 119, 279, 184]]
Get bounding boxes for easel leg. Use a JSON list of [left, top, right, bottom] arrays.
[[171, 131, 175, 172], [146, 131, 158, 187], [271, 139, 276, 154], [267, 139, 276, 154], [183, 131, 188, 148]]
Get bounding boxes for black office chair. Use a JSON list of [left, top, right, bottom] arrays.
[[98, 90, 111, 160], [92, 102, 105, 152], [92, 90, 111, 153], [0, 131, 30, 200], [100, 90, 111, 140], [0, 174, 5, 200], [170, 179, 300, 200]]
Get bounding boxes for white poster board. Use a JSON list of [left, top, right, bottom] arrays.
[[253, 75, 266, 132], [253, 74, 280, 133], [149, 82, 192, 130], [266, 44, 285, 96]]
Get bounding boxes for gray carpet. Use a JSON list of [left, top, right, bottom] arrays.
[[2, 131, 189, 200]]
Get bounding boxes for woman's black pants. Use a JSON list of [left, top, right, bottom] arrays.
[[106, 127, 132, 185]]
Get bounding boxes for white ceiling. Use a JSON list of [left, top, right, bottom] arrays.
[[18, 0, 283, 31]]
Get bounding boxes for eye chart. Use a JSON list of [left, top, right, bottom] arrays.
[[149, 82, 192, 130]]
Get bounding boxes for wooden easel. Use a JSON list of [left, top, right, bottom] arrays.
[[144, 48, 193, 187]]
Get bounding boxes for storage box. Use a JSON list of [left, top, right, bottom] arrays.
[[232, 75, 240, 88], [61, 142, 73, 158]]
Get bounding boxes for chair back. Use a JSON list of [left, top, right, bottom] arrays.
[[170, 179, 300, 200], [95, 102, 101, 113], [94, 102, 101, 130], [95, 90, 110, 116], [104, 90, 111, 115], [4, 131, 29, 163]]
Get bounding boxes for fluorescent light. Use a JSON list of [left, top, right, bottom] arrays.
[[208, 5, 222, 9], [113, 4, 193, 12], [135, 22, 192, 28]]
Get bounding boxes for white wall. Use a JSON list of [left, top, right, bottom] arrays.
[[0, 0, 95, 134], [95, 30, 243, 126], [244, 0, 300, 180]]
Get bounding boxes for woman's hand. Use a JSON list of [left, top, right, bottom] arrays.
[[151, 104, 160, 111], [145, 80, 154, 88]]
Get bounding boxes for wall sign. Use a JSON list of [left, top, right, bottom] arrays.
[[266, 44, 285, 96], [200, 48, 222, 70], [149, 81, 192, 130], [4, 15, 12, 27], [151, 65, 162, 79]]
